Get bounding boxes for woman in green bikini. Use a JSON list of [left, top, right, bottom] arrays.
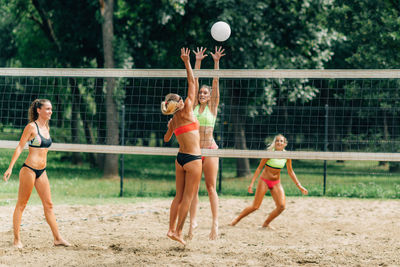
[[230, 134, 308, 228], [187, 46, 225, 240]]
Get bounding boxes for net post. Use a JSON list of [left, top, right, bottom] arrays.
[[119, 105, 125, 197], [323, 104, 329, 195]]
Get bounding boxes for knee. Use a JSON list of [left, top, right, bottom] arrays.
[[43, 200, 54, 212], [276, 204, 285, 213], [251, 204, 261, 211], [205, 182, 216, 193], [15, 202, 28, 212]]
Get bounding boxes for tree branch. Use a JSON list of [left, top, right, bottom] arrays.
[[30, 0, 62, 51]]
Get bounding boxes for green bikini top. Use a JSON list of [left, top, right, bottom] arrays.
[[265, 158, 287, 169], [193, 105, 216, 127]]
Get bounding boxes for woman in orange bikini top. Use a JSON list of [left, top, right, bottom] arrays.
[[161, 48, 202, 246], [230, 134, 308, 229]]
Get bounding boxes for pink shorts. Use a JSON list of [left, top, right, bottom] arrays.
[[260, 177, 280, 190], [201, 143, 218, 162]]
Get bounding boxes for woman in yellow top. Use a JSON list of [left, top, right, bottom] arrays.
[[230, 134, 308, 228], [3, 99, 70, 248], [187, 46, 225, 240]]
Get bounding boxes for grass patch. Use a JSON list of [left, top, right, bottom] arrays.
[[0, 149, 399, 206]]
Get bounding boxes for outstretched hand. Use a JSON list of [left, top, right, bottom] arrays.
[[211, 46, 225, 61], [194, 47, 208, 61], [180, 47, 190, 62]]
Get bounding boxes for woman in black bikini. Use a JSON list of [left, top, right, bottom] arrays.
[[162, 48, 202, 245], [3, 99, 70, 248]]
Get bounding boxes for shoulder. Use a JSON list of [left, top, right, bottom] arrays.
[[25, 122, 36, 132]]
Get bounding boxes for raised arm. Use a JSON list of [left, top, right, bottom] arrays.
[[3, 124, 34, 181], [209, 46, 225, 114], [193, 47, 207, 108], [248, 158, 268, 194], [286, 159, 308, 195], [180, 48, 195, 110], [164, 118, 174, 142]]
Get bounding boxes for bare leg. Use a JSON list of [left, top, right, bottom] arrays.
[[167, 161, 185, 239], [35, 172, 70, 246], [187, 184, 199, 240], [262, 184, 285, 228], [203, 156, 219, 240], [171, 160, 202, 245], [230, 179, 268, 226], [13, 168, 35, 248]]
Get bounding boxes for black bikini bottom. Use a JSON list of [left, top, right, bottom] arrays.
[[176, 152, 202, 167], [22, 163, 46, 179]]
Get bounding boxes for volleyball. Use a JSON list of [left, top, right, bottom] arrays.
[[211, 21, 231, 42]]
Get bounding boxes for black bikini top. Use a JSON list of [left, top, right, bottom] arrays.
[[29, 122, 52, 148]]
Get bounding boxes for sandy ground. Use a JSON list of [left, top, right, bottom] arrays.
[[0, 197, 399, 267]]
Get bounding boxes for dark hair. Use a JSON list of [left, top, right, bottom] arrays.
[[28, 99, 51, 125]]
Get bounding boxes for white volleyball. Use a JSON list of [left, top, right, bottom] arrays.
[[211, 21, 231, 42]]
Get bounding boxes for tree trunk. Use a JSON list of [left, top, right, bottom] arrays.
[[69, 78, 83, 164], [231, 89, 250, 177], [69, 78, 97, 167], [100, 0, 119, 178], [94, 77, 106, 168]]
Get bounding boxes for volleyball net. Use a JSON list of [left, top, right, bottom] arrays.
[[1, 68, 400, 162]]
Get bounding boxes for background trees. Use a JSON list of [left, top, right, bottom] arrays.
[[1, 0, 399, 175]]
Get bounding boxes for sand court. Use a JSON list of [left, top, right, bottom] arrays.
[[0, 197, 399, 266]]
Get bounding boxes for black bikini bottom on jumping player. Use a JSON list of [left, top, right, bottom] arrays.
[[176, 152, 202, 167]]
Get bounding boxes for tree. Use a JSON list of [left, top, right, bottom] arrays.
[[327, 0, 400, 171], [115, 0, 338, 176], [100, 0, 120, 178]]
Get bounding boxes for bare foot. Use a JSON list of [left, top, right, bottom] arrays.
[[13, 240, 23, 249], [261, 224, 275, 230], [186, 222, 197, 240], [54, 238, 71, 247], [185, 232, 193, 241], [167, 230, 175, 240], [171, 232, 186, 246], [229, 218, 238, 226], [209, 223, 218, 240]]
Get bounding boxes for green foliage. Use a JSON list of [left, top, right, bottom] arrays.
[[0, 150, 399, 206], [327, 1, 400, 68]]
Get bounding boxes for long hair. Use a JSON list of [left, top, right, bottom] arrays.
[[267, 134, 287, 151], [28, 99, 51, 128], [161, 93, 181, 115]]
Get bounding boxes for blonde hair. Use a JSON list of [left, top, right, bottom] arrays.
[[267, 134, 287, 151], [161, 93, 181, 115], [28, 99, 51, 128]]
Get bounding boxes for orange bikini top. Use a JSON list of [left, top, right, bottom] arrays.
[[174, 120, 199, 136]]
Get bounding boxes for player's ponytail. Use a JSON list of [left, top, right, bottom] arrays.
[[161, 94, 181, 115]]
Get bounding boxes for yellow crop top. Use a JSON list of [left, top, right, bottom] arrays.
[[265, 158, 287, 169], [193, 105, 216, 127]]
